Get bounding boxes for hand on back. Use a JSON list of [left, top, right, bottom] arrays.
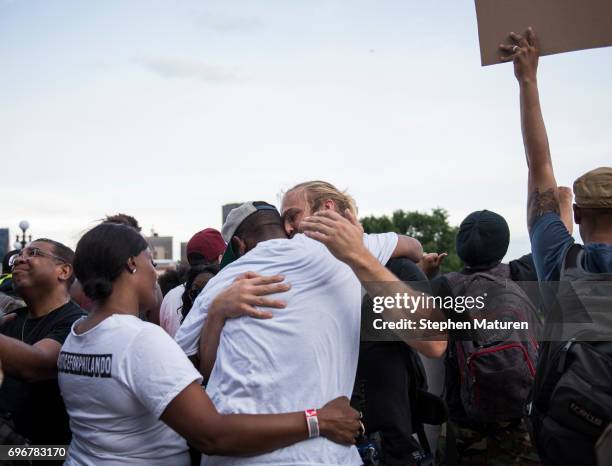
[[210, 272, 290, 320]]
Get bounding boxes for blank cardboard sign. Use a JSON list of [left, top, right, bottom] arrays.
[[475, 0, 612, 66]]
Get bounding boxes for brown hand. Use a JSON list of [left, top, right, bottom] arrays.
[[417, 252, 448, 279], [210, 272, 290, 320], [317, 396, 361, 445]]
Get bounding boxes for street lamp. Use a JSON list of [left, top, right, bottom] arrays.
[[16, 220, 31, 249]]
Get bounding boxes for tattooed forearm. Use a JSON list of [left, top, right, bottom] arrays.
[[527, 188, 560, 230]]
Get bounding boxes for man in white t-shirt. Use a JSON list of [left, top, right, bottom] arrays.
[[176, 201, 401, 466]]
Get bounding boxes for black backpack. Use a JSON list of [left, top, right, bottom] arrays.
[[529, 244, 612, 466], [444, 264, 541, 424]]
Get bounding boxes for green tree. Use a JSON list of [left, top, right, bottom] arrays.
[[361, 208, 462, 273]]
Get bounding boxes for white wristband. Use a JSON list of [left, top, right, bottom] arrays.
[[305, 409, 320, 438]]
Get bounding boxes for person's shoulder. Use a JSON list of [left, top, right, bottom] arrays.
[[262, 235, 312, 254], [108, 315, 171, 349], [165, 284, 185, 299], [291, 234, 342, 265], [509, 253, 538, 281], [160, 284, 185, 310], [362, 231, 398, 241], [585, 243, 612, 253], [9, 305, 28, 316], [293, 233, 328, 251], [136, 319, 174, 340], [583, 242, 612, 274], [529, 212, 575, 281], [250, 234, 325, 262], [127, 319, 184, 355], [54, 301, 86, 322], [362, 231, 395, 237], [0, 306, 28, 335], [529, 212, 570, 241], [362, 231, 399, 258]]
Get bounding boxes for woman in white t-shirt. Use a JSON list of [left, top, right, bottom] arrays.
[[59, 223, 360, 466]]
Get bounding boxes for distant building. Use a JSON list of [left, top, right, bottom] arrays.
[[222, 203, 242, 223], [146, 230, 173, 261], [180, 242, 188, 263]]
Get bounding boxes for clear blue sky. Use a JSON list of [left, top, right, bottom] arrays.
[[2, 0, 611, 259]]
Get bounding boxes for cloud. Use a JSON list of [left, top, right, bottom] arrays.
[[138, 58, 239, 83]]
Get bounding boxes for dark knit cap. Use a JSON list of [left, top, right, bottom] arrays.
[[456, 210, 510, 267]]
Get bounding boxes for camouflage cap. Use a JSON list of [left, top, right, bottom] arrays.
[[573, 167, 612, 208]]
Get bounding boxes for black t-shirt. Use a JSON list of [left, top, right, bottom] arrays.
[[353, 258, 432, 463], [0, 300, 84, 445]]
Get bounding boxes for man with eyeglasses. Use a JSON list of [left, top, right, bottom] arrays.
[[0, 239, 84, 453]]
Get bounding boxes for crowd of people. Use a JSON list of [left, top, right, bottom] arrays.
[[0, 28, 611, 466]]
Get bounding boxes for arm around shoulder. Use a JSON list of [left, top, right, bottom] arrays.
[[161, 383, 360, 456]]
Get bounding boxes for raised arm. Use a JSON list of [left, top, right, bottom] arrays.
[[500, 27, 559, 231], [301, 210, 447, 358], [198, 272, 290, 380]]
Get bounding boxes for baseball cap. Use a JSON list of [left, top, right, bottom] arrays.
[[573, 167, 612, 208], [220, 201, 280, 269], [186, 228, 226, 265]]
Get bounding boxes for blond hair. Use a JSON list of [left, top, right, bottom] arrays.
[[286, 181, 358, 217]]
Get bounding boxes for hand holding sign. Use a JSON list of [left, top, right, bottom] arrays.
[[475, 0, 612, 66], [499, 27, 539, 83]]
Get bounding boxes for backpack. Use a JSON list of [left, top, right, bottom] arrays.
[[529, 244, 612, 466], [444, 264, 541, 424]]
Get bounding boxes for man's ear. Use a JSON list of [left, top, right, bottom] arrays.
[[232, 236, 248, 257], [322, 199, 336, 211], [573, 204, 581, 225], [283, 216, 296, 239], [57, 263, 73, 283]]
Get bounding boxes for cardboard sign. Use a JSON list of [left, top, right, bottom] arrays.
[[475, 0, 612, 66]]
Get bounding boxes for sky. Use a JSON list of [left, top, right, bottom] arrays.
[[1, 0, 611, 260]]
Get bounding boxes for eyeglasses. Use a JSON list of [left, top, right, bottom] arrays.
[[9, 247, 68, 269]]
